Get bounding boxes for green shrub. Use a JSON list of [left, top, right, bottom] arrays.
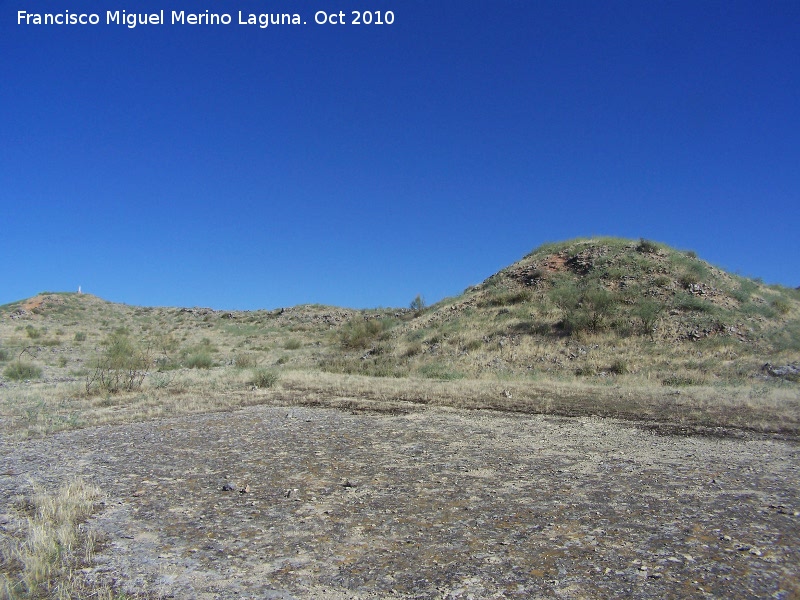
[[661, 375, 697, 387], [636, 238, 659, 254], [185, 352, 214, 369], [766, 319, 800, 351], [675, 293, 713, 313], [410, 294, 427, 315], [283, 339, 302, 350], [25, 325, 41, 339], [74, 332, 87, 342], [653, 275, 671, 288], [85, 331, 153, 393], [251, 368, 279, 389], [771, 298, 791, 316], [633, 298, 663, 336], [608, 359, 628, 375], [3, 361, 43, 381], [481, 289, 532, 307], [0, 347, 8, 362], [732, 280, 757, 303], [338, 318, 396, 350]]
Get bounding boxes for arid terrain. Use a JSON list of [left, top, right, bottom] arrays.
[[1, 238, 799, 598], [2, 404, 799, 599]]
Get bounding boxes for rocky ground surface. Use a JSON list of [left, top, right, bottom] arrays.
[[2, 405, 799, 599]]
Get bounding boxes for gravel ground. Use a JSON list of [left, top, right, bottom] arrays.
[[1, 405, 799, 599]]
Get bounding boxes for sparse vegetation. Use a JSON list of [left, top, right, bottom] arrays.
[[251, 368, 279, 389], [0, 238, 797, 442], [3, 361, 43, 381], [85, 331, 153, 394], [0, 477, 106, 599], [410, 294, 426, 315]]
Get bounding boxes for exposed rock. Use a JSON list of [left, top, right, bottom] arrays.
[[762, 363, 800, 380]]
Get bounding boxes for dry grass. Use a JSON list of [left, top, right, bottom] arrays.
[[3, 365, 796, 440], [0, 477, 122, 599]]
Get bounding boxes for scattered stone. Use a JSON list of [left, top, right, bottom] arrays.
[[221, 483, 236, 492], [762, 363, 800, 380]]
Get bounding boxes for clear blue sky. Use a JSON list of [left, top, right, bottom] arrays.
[[2, 1, 799, 309]]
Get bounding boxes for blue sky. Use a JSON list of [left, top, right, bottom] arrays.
[[2, 1, 799, 309]]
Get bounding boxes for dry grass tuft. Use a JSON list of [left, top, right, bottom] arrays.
[[0, 477, 121, 599]]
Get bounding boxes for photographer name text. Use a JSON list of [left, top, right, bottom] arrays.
[[17, 9, 395, 28]]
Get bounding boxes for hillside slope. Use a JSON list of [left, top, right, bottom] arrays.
[[324, 237, 800, 386]]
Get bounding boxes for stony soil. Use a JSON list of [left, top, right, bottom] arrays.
[[2, 405, 799, 599]]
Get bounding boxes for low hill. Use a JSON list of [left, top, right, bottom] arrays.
[[1, 237, 798, 437], [323, 237, 800, 386]]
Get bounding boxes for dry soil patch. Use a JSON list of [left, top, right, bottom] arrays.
[[1, 406, 799, 599]]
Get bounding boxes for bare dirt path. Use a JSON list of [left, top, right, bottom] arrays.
[[2, 405, 799, 599]]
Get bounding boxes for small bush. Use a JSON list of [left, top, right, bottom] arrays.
[[678, 272, 700, 289], [251, 368, 279, 389], [675, 293, 713, 313], [0, 347, 8, 362], [685, 250, 698, 259], [283, 339, 302, 350], [410, 294, 427, 315], [74, 332, 87, 342], [633, 298, 663, 336], [402, 342, 423, 357], [732, 280, 758, 303], [338, 318, 396, 350], [25, 325, 41, 339], [185, 352, 214, 369], [771, 298, 791, 316], [607, 359, 628, 375], [234, 353, 257, 368], [636, 238, 659, 254], [481, 289, 532, 307], [85, 331, 153, 393], [653, 275, 671, 288], [3, 361, 43, 381]]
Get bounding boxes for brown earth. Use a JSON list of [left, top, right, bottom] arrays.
[[2, 405, 799, 599]]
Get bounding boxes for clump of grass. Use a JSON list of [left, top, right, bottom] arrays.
[[417, 363, 465, 380], [661, 375, 698, 387], [283, 338, 302, 350], [3, 361, 43, 381], [25, 325, 41, 340], [233, 353, 257, 368], [338, 317, 396, 350], [771, 298, 791, 316], [607, 359, 628, 375], [0, 346, 9, 362], [0, 478, 103, 598], [74, 332, 87, 342], [185, 351, 214, 369], [251, 368, 279, 389]]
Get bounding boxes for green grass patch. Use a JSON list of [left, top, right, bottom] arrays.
[[4, 361, 43, 381]]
